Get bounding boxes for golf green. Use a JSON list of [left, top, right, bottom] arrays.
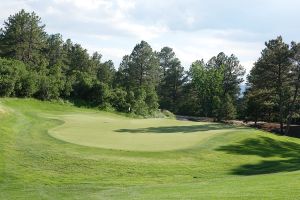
[[48, 113, 235, 151]]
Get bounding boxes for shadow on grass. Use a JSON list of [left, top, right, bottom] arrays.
[[115, 124, 235, 134], [217, 136, 300, 175]]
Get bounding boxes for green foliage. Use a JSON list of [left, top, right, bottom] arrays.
[[97, 60, 115, 86], [110, 87, 130, 112], [220, 94, 237, 120], [158, 47, 187, 113], [131, 88, 148, 116], [117, 41, 160, 116], [211, 95, 236, 121], [185, 55, 243, 120], [145, 86, 159, 113], [190, 59, 225, 117], [207, 53, 245, 99], [0, 57, 30, 97], [243, 89, 274, 123], [46, 34, 65, 67], [89, 82, 111, 108], [129, 41, 160, 87], [212, 96, 222, 120], [246, 36, 295, 132], [177, 83, 201, 116], [15, 70, 38, 97], [0, 9, 47, 67]]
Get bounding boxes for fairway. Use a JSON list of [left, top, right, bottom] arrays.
[[0, 104, 7, 115], [1, 99, 300, 199]]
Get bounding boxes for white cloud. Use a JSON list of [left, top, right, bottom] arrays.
[[115, 22, 169, 40], [1, 0, 300, 76], [150, 29, 263, 72], [53, 0, 112, 10], [42, 0, 167, 40], [184, 12, 196, 27], [100, 47, 128, 60], [84, 43, 128, 66], [116, 0, 136, 12], [0, 0, 32, 21]]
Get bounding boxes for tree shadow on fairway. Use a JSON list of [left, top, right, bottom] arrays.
[[217, 136, 300, 175], [115, 124, 235, 134]]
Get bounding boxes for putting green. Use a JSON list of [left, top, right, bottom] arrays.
[[48, 113, 234, 151]]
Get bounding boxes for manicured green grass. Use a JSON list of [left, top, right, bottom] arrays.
[[1, 98, 300, 199], [49, 113, 236, 151]]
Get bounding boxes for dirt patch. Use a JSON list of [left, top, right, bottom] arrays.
[[251, 122, 281, 133], [222, 120, 300, 138], [248, 122, 300, 138]]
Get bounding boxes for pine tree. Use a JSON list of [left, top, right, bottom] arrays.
[[248, 36, 293, 133], [157, 47, 186, 112], [0, 9, 47, 67]]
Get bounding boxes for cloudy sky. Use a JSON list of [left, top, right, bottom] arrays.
[[1, 0, 300, 74]]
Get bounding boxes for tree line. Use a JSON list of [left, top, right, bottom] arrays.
[[243, 36, 300, 134], [0, 10, 299, 134]]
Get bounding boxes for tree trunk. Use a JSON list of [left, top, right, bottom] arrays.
[[279, 101, 284, 134], [280, 121, 284, 134], [285, 73, 300, 135], [139, 63, 143, 87], [278, 65, 284, 134]]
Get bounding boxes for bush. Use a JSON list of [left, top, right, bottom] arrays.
[[0, 58, 29, 97], [110, 88, 130, 112], [15, 70, 38, 97], [131, 89, 148, 116], [89, 82, 111, 107]]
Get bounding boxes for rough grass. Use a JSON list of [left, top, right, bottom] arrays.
[[1, 98, 300, 199]]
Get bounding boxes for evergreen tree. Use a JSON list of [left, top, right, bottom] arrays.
[[117, 41, 160, 115], [46, 34, 65, 67], [286, 42, 300, 134], [158, 47, 175, 77], [248, 36, 293, 133], [157, 47, 186, 112], [207, 52, 245, 99], [0, 9, 47, 67]]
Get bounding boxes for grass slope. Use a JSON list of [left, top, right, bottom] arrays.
[[0, 98, 300, 199]]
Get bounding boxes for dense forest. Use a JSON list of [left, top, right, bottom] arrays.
[[0, 10, 299, 134]]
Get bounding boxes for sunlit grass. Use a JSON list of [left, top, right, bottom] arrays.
[[1, 98, 300, 199]]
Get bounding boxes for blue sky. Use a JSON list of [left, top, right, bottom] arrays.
[[1, 0, 300, 74]]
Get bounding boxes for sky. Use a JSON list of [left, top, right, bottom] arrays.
[[1, 0, 300, 75]]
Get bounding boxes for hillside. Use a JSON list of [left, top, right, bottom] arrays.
[[0, 99, 300, 199]]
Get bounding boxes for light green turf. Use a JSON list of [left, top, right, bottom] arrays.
[[48, 113, 236, 151], [1, 98, 300, 199]]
